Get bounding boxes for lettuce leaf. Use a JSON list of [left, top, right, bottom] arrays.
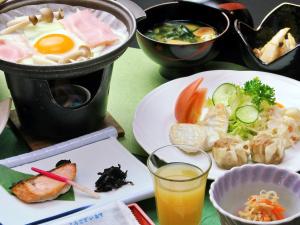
[[225, 78, 275, 139]]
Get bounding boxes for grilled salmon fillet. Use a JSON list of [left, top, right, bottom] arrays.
[[11, 162, 76, 203]]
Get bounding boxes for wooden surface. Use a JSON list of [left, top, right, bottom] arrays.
[[9, 110, 125, 151]]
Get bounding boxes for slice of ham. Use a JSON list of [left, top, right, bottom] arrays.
[[60, 9, 118, 48], [0, 35, 33, 63]]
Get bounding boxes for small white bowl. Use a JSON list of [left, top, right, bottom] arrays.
[[209, 164, 300, 225]]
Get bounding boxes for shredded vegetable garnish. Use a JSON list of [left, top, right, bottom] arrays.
[[238, 190, 285, 222]]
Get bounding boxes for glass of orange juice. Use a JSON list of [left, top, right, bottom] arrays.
[[147, 145, 212, 225]]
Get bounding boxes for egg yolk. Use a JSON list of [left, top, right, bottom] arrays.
[[34, 33, 75, 54]]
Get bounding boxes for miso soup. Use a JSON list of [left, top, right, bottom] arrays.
[[145, 20, 217, 44]]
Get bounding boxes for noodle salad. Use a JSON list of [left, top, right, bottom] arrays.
[[238, 190, 285, 222]]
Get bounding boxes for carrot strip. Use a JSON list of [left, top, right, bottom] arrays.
[[238, 190, 286, 222]]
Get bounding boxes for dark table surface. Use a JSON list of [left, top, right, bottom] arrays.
[[132, 0, 300, 27], [129, 0, 300, 67], [129, 0, 300, 49]]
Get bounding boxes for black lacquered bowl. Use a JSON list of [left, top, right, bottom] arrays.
[[136, 1, 230, 79], [235, 3, 300, 79]]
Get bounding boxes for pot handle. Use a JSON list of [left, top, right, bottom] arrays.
[[115, 0, 146, 21]]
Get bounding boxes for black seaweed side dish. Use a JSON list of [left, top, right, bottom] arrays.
[[95, 164, 133, 192]]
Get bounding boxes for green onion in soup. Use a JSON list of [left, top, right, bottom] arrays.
[[145, 21, 217, 44]]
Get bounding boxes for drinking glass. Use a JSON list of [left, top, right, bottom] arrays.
[[147, 145, 212, 225]]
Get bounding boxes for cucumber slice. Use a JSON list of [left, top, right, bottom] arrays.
[[236, 105, 259, 124], [212, 83, 236, 106]]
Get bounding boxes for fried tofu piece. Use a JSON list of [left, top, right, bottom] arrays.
[[170, 123, 208, 152]]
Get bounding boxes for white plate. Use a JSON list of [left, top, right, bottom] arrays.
[[133, 70, 300, 180], [0, 138, 153, 225], [0, 98, 11, 135]]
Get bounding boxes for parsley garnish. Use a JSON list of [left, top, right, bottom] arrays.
[[243, 77, 275, 109]]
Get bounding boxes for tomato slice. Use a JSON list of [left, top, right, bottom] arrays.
[[175, 77, 204, 123], [185, 88, 207, 123]]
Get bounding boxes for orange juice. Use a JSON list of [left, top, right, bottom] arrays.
[[154, 163, 207, 225]]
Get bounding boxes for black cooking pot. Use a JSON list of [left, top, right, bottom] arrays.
[[0, 0, 144, 140], [0, 0, 139, 79]]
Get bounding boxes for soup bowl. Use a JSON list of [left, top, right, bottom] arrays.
[[136, 1, 230, 79], [234, 3, 300, 79], [209, 164, 300, 225]]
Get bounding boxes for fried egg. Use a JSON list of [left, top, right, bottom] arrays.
[[20, 20, 88, 65], [26, 21, 84, 55], [20, 20, 108, 65], [34, 33, 75, 54], [0, 9, 123, 65]]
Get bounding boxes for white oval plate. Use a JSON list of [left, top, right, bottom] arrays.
[[133, 70, 300, 180]]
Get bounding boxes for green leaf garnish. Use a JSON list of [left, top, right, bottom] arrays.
[[243, 77, 276, 109]]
